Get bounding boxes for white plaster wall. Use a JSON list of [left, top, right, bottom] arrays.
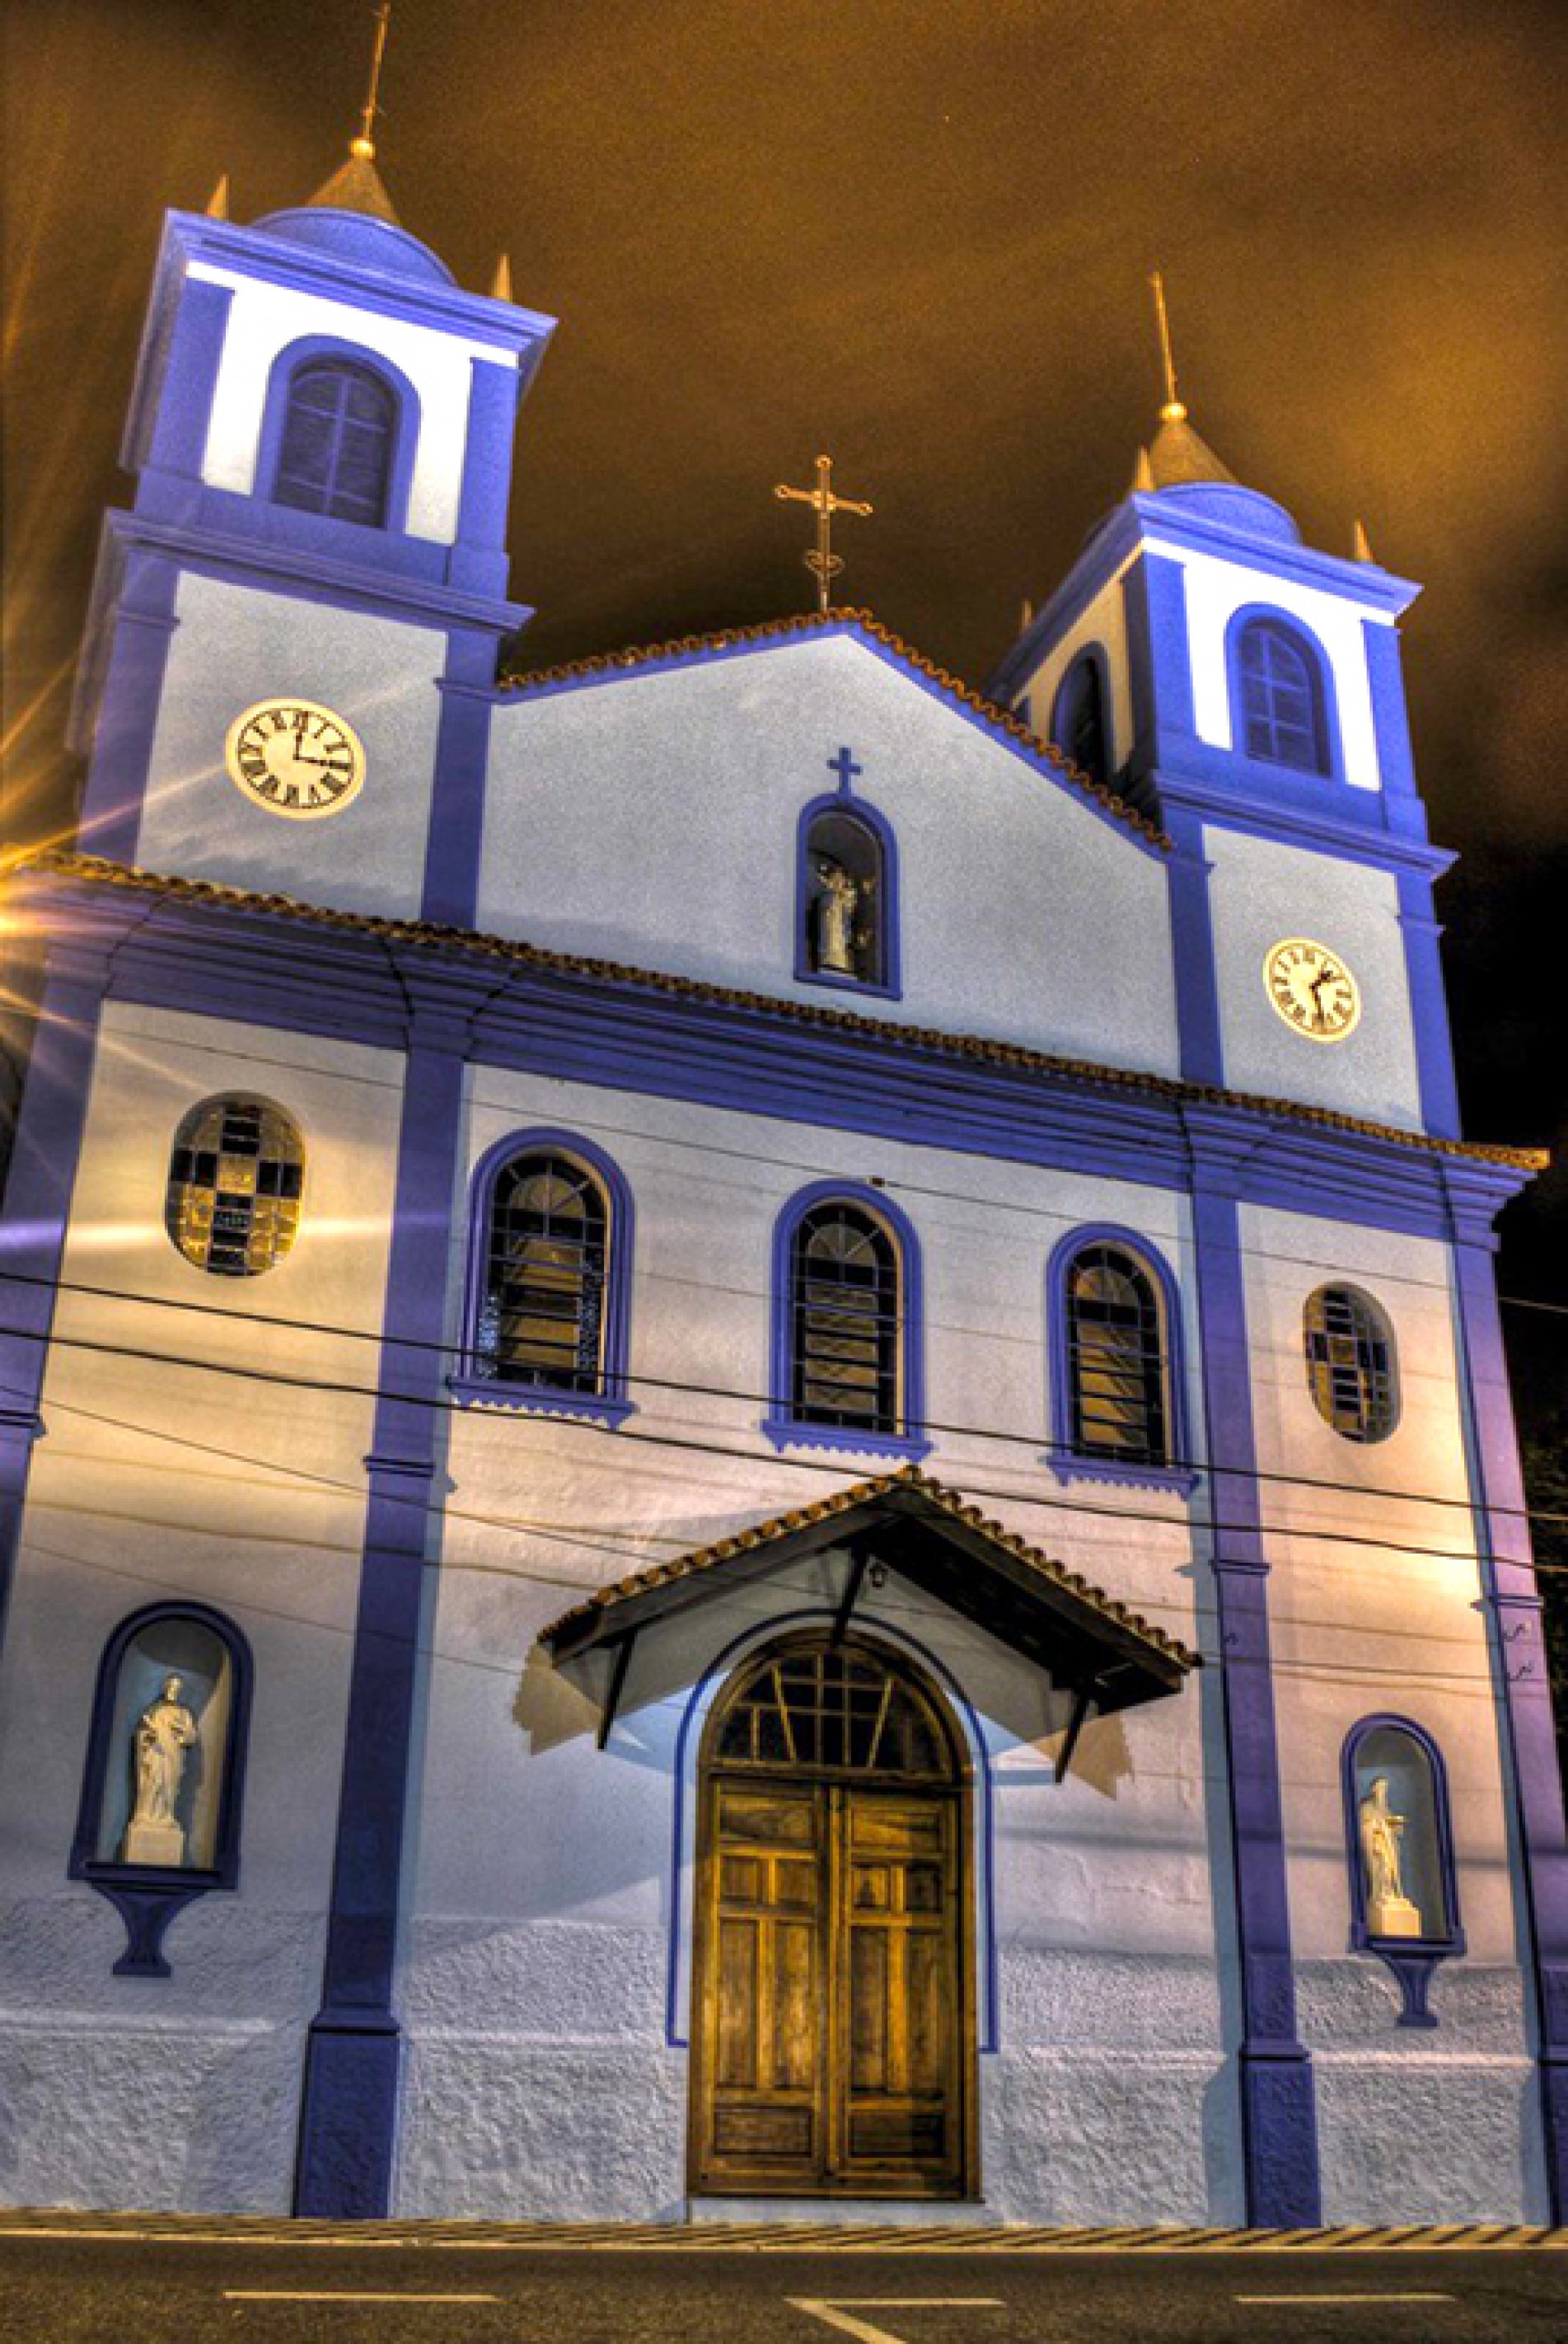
[[187, 260, 513, 544], [1145, 536, 1388, 793], [397, 1062, 1234, 2220], [1013, 560, 1135, 774], [1205, 825, 1424, 1127], [1242, 1203, 1536, 2220], [133, 571, 444, 917], [0, 1001, 405, 2212], [481, 634, 1181, 1080]]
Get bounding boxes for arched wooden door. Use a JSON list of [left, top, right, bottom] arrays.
[[690, 1634, 975, 2199]]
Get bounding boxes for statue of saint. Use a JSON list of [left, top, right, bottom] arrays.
[[814, 859, 862, 976], [1358, 1774, 1422, 1938], [120, 1674, 199, 1866]]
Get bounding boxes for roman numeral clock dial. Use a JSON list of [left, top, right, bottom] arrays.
[[224, 699, 367, 820], [1264, 936, 1363, 1043]]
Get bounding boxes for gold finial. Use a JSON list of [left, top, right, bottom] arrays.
[[351, 1, 392, 160], [204, 173, 230, 220], [1130, 444, 1157, 494], [1149, 270, 1187, 424], [1351, 518, 1376, 564], [489, 252, 514, 303], [775, 454, 874, 616], [1019, 597, 1035, 634]]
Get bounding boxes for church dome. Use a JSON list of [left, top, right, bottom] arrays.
[[255, 148, 454, 286]]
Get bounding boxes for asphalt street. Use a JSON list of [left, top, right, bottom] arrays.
[[2, 2238, 1567, 2344]]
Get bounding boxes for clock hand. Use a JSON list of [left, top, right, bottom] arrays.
[[293, 752, 349, 769]]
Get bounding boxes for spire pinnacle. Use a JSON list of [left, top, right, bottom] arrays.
[[1149, 270, 1186, 424], [489, 252, 515, 304], [353, 0, 393, 162], [1130, 444, 1157, 494], [204, 173, 230, 220], [1351, 517, 1376, 563]]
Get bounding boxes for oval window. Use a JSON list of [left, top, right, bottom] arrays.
[[166, 1096, 304, 1277]]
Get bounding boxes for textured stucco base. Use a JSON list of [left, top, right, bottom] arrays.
[[1315, 2056, 1545, 2225], [0, 2018, 307, 2212]]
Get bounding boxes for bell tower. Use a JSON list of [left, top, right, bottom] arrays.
[[68, 49, 556, 929], [987, 284, 1459, 1141]]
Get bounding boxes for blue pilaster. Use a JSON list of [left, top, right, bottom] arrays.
[[419, 633, 499, 928], [1445, 1174, 1568, 2218], [76, 545, 180, 864], [0, 940, 112, 1655], [294, 985, 472, 2218], [1185, 1110, 1320, 2226], [138, 275, 234, 522], [1165, 807, 1224, 1089]]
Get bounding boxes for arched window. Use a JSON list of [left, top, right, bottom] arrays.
[[1059, 1239, 1173, 1470], [166, 1096, 303, 1277], [69, 1603, 254, 1976], [797, 800, 897, 995], [458, 1133, 635, 1426], [1051, 651, 1111, 788], [1233, 616, 1331, 774], [765, 1187, 926, 1459], [272, 359, 396, 527], [1304, 1284, 1398, 1442]]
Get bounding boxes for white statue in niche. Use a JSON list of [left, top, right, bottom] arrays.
[[814, 859, 864, 976], [1358, 1774, 1423, 1938], [120, 1674, 199, 1868]]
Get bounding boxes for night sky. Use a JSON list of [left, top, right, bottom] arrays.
[[3, 1, 1564, 1426]]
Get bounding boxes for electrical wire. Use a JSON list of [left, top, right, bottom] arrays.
[[7, 1313, 1566, 1578], [6, 1265, 1566, 1533]]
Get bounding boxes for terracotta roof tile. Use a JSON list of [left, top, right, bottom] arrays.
[[12, 851, 1547, 1173], [540, 1464, 1201, 1668], [498, 607, 1169, 850]]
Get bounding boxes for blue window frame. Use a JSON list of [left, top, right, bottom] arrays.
[[1046, 1226, 1196, 1493], [765, 1183, 929, 1463], [272, 359, 396, 526], [453, 1130, 635, 1427], [69, 1601, 255, 1977], [1342, 1714, 1464, 2027], [1233, 616, 1331, 773], [1050, 649, 1112, 788]]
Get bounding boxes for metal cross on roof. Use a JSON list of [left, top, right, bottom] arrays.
[[775, 453, 874, 616]]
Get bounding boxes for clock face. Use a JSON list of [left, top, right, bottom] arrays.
[[224, 699, 366, 820], [1264, 936, 1363, 1043]]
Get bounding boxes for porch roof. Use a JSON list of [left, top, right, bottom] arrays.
[[540, 1466, 1198, 1718]]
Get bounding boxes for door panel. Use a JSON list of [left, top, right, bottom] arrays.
[[695, 1771, 967, 2196]]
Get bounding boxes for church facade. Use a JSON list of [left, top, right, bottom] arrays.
[[2, 149, 1565, 2232]]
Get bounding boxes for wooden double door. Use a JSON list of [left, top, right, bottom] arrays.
[[690, 1639, 973, 2199]]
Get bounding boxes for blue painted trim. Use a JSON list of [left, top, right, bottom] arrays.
[[1444, 1211, 1568, 2219], [1187, 1123, 1319, 2225], [252, 335, 421, 539], [1045, 1222, 1196, 1488], [0, 954, 110, 1662], [985, 495, 1418, 711], [1130, 551, 1197, 779], [1222, 604, 1343, 785], [140, 276, 232, 490], [1396, 866, 1462, 1140], [250, 205, 457, 288], [504, 619, 1169, 862], [75, 546, 180, 864], [1341, 1713, 1464, 2029], [1164, 806, 1225, 1089], [1048, 644, 1115, 783], [793, 780, 903, 999], [1361, 618, 1422, 806], [31, 874, 1538, 1254], [1153, 772, 1444, 870], [455, 1126, 637, 1427], [295, 1009, 470, 2217], [419, 636, 497, 928], [664, 1604, 999, 2055], [152, 211, 556, 358], [766, 1179, 926, 1457], [68, 1600, 255, 1977], [453, 358, 521, 576]]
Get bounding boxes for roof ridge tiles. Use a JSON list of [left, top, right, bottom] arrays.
[[498, 607, 1168, 850], [14, 850, 1547, 1174]]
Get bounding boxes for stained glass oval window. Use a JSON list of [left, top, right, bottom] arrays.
[[165, 1097, 304, 1277]]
